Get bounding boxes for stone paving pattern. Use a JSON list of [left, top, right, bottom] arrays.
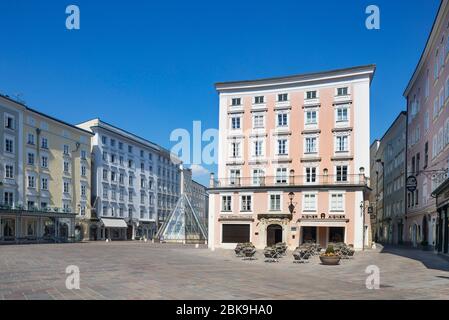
[[0, 242, 448, 300]]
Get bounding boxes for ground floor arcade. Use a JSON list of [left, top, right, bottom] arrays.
[[0, 211, 76, 244]]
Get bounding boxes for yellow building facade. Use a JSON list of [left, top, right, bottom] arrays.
[[0, 94, 93, 243]]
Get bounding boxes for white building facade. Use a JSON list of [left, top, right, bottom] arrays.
[[77, 119, 181, 240]]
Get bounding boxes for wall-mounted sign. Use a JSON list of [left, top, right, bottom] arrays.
[[406, 175, 417, 192]]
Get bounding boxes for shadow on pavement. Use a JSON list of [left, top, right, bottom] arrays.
[[380, 244, 449, 272]]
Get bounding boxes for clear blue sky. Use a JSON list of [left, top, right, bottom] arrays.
[[0, 0, 441, 185]]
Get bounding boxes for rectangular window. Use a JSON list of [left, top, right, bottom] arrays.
[[303, 194, 317, 211], [252, 169, 265, 185], [241, 195, 252, 212], [254, 96, 264, 104], [63, 145, 69, 155], [81, 185, 86, 196], [111, 139, 116, 147], [336, 107, 348, 122], [41, 178, 48, 191], [277, 113, 288, 127], [278, 93, 288, 102], [63, 161, 69, 173], [277, 139, 287, 155], [231, 142, 240, 158], [306, 91, 317, 99], [305, 137, 317, 153], [81, 150, 87, 160], [27, 153, 35, 165], [276, 168, 288, 184], [103, 169, 108, 180], [41, 156, 48, 168], [270, 194, 281, 211], [63, 182, 69, 193], [222, 196, 232, 211], [102, 136, 107, 144], [254, 140, 263, 157], [231, 98, 241, 106], [229, 169, 240, 185], [231, 117, 241, 130], [306, 167, 316, 183], [5, 165, 14, 179], [253, 114, 264, 128], [336, 136, 348, 152], [128, 145, 133, 153], [5, 115, 14, 129], [4, 192, 13, 206], [28, 176, 35, 188], [331, 194, 344, 211], [41, 138, 48, 149], [306, 110, 317, 124], [336, 166, 348, 182], [27, 133, 35, 145], [337, 87, 348, 96], [81, 165, 86, 176], [5, 138, 13, 153]]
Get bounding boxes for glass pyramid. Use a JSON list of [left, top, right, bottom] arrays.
[[157, 194, 207, 243]]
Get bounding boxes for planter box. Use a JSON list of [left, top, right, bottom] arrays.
[[319, 256, 341, 265]]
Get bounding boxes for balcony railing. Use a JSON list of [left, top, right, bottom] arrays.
[[0, 203, 75, 214], [210, 174, 369, 188]]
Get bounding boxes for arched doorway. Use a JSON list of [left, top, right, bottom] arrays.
[[267, 224, 283, 247]]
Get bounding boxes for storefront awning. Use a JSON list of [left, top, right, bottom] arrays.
[[100, 218, 128, 228]]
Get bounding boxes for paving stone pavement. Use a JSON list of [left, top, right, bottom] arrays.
[[0, 242, 448, 300]]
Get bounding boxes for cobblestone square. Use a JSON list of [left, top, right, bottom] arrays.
[[0, 242, 448, 300]]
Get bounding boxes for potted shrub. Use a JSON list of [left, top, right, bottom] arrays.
[[319, 245, 341, 265]]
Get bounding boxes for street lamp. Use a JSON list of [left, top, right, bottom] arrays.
[[360, 201, 365, 251], [288, 192, 295, 215]]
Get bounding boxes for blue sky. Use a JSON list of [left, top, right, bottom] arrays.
[[0, 0, 441, 185]]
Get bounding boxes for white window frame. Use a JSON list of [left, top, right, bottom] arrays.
[[268, 192, 282, 212], [221, 194, 233, 212], [302, 192, 318, 212], [276, 111, 289, 128], [230, 116, 242, 130], [275, 167, 288, 184], [329, 192, 345, 212], [4, 113, 15, 130], [252, 113, 265, 129], [240, 193, 253, 212]]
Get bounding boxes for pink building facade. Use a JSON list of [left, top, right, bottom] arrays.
[[208, 66, 375, 250], [404, 0, 449, 251]]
